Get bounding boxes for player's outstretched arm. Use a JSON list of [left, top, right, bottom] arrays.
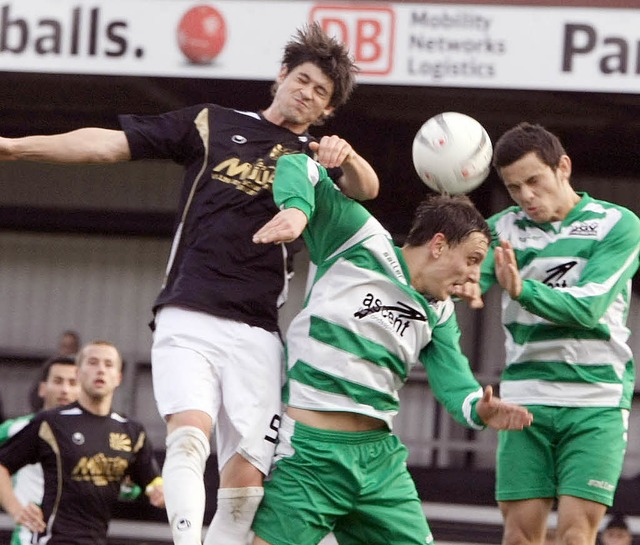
[[253, 208, 308, 244], [309, 136, 379, 201], [475, 385, 533, 430], [0, 128, 131, 164], [0, 465, 46, 533]]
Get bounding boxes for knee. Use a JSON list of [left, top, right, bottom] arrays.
[[502, 524, 543, 545], [557, 526, 596, 545], [165, 426, 211, 471]]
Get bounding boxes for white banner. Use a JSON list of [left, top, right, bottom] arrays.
[[0, 1, 637, 94]]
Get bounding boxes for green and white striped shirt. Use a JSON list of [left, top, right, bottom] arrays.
[[0, 414, 40, 545], [481, 193, 640, 408], [274, 154, 485, 431]]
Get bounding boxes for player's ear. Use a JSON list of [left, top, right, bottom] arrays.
[[276, 65, 288, 84], [557, 154, 572, 182], [321, 105, 335, 119], [430, 233, 447, 258]]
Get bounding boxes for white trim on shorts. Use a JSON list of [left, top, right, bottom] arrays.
[[152, 305, 284, 474]]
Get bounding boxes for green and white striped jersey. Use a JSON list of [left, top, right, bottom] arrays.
[[0, 414, 40, 545], [481, 193, 640, 408], [273, 154, 485, 431]]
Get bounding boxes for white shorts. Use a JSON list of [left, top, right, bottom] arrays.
[[152, 305, 284, 475]]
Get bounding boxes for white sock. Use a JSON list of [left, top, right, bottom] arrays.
[[163, 426, 211, 545], [203, 487, 264, 545]]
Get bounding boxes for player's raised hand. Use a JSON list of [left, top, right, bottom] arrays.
[[14, 502, 46, 533], [475, 385, 533, 430], [494, 240, 523, 299], [253, 208, 308, 244], [309, 135, 354, 169]]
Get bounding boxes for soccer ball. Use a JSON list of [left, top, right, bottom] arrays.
[[412, 112, 493, 195]]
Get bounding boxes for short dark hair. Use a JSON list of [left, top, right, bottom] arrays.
[[278, 22, 357, 111], [39, 355, 77, 383], [405, 194, 491, 247], [605, 513, 629, 532], [492, 122, 566, 173]]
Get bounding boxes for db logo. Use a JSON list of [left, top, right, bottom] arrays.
[[177, 5, 226, 64], [310, 5, 395, 75]]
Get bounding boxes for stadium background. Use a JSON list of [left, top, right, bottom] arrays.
[[1, 0, 640, 543]]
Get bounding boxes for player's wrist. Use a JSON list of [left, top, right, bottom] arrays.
[[145, 476, 163, 495]]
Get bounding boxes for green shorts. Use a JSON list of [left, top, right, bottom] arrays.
[[496, 406, 629, 506], [252, 414, 433, 545]]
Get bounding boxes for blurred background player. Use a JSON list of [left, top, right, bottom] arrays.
[[0, 341, 164, 545], [251, 154, 532, 545], [600, 513, 632, 545], [0, 355, 79, 545], [56, 330, 81, 357], [479, 122, 640, 545], [0, 23, 378, 545]]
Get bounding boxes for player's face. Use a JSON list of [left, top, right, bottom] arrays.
[[58, 333, 79, 356], [77, 344, 122, 400], [38, 363, 79, 410], [271, 62, 335, 131], [499, 151, 574, 223], [601, 528, 632, 545], [414, 232, 489, 300]]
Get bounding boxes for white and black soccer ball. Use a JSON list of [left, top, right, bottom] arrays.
[[412, 112, 493, 195]]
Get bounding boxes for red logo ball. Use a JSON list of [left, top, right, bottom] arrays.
[[177, 5, 226, 64]]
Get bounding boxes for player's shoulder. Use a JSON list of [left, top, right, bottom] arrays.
[[0, 413, 35, 441], [582, 193, 639, 223], [108, 410, 146, 434]]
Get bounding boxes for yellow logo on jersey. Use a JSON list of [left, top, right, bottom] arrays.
[[72, 454, 128, 486], [211, 144, 294, 196], [109, 433, 132, 452]]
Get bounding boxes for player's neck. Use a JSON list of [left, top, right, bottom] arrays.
[[78, 392, 113, 416], [260, 107, 309, 135]]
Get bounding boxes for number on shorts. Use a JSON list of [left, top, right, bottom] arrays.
[[264, 414, 281, 444]]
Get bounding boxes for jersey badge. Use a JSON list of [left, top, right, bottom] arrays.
[[109, 432, 132, 452]]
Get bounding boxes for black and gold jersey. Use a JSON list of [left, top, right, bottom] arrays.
[[0, 401, 160, 545], [120, 104, 339, 333]]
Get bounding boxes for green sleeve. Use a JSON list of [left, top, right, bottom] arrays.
[[479, 215, 500, 294], [419, 305, 484, 430], [273, 154, 373, 264], [0, 414, 34, 445], [272, 153, 319, 219], [517, 209, 640, 328], [118, 481, 142, 501]]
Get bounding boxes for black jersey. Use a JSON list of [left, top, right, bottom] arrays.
[[120, 104, 338, 332], [0, 401, 160, 545]]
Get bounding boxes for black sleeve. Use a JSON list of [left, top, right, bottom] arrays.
[[119, 103, 212, 165], [128, 426, 161, 489], [0, 417, 43, 474]]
